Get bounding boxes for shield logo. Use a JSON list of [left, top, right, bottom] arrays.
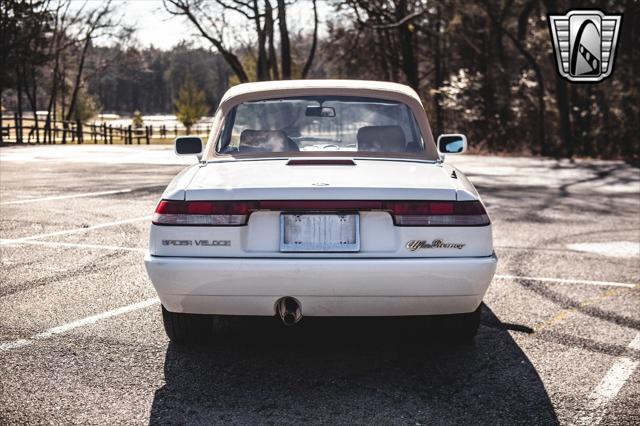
[[548, 10, 622, 82]]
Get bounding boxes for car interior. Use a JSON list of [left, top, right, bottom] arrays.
[[235, 125, 421, 153]]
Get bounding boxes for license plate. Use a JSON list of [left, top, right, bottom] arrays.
[[280, 213, 360, 252]]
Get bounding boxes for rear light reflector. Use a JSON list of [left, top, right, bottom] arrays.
[[152, 200, 490, 226]]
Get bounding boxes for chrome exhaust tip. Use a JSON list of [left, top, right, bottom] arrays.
[[276, 297, 302, 326]]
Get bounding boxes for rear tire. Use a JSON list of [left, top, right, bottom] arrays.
[[433, 304, 481, 343], [161, 305, 212, 344]]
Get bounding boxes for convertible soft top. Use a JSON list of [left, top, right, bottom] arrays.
[[220, 79, 424, 106]]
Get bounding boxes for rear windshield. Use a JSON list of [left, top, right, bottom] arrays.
[[216, 96, 430, 157]]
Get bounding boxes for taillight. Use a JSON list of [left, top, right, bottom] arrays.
[[152, 200, 258, 225], [152, 200, 489, 226], [383, 201, 490, 226]]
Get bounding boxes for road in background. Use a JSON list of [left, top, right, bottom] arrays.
[[1, 145, 638, 424]]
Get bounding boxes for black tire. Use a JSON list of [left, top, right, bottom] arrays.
[[433, 304, 481, 343], [161, 305, 212, 344]]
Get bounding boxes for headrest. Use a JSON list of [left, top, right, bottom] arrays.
[[356, 125, 406, 152], [239, 130, 288, 152]]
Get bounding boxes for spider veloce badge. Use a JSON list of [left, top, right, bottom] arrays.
[[548, 10, 622, 82]]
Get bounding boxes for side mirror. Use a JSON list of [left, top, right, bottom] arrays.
[[437, 134, 467, 155], [175, 136, 202, 157]]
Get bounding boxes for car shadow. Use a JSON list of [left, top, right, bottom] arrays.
[[149, 304, 558, 425]]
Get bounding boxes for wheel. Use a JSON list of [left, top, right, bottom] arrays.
[[161, 305, 212, 344], [433, 304, 481, 343]]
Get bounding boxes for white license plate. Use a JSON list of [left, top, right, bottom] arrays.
[[280, 213, 360, 252]]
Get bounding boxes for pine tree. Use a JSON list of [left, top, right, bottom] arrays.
[[175, 74, 208, 134], [132, 110, 144, 128]]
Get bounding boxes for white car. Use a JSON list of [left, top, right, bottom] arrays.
[[145, 80, 496, 343]]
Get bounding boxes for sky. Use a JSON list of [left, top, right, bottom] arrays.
[[69, 0, 197, 49], [69, 0, 327, 51]]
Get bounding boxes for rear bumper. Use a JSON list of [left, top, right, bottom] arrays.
[[144, 254, 497, 316]]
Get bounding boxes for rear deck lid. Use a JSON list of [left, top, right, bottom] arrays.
[[185, 159, 458, 200]]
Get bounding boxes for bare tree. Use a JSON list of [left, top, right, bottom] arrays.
[[342, 0, 426, 90], [276, 0, 291, 78], [483, 0, 546, 153], [164, 0, 319, 81], [65, 0, 128, 121], [164, 0, 251, 82], [301, 0, 318, 78], [543, 0, 572, 157]]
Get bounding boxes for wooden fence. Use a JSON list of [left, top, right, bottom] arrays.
[[0, 113, 211, 145]]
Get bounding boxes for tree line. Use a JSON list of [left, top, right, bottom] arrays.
[[1, 0, 638, 163]]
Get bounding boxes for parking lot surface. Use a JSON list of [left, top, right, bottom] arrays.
[[1, 145, 638, 425]]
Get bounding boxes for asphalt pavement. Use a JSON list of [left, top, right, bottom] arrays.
[[0, 145, 638, 425]]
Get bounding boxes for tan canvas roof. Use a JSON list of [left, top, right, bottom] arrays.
[[220, 79, 423, 106]]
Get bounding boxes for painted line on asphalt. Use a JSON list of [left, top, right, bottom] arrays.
[[0, 298, 159, 352], [0, 216, 151, 245], [535, 287, 625, 332], [0, 239, 147, 253], [577, 332, 640, 425], [495, 274, 636, 289], [0, 189, 135, 205]]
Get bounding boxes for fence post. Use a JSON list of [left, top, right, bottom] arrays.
[[127, 125, 132, 145], [76, 120, 83, 144], [43, 113, 49, 144], [46, 113, 53, 144], [174, 125, 178, 137], [108, 125, 113, 144], [33, 117, 40, 144], [145, 126, 150, 144], [14, 113, 22, 144]]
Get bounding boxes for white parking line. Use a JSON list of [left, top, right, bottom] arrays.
[[0, 216, 151, 245], [0, 189, 135, 205], [0, 239, 147, 253], [495, 274, 636, 289], [0, 297, 159, 352], [577, 332, 640, 425]]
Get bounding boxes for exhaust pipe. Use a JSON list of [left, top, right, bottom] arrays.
[[276, 297, 302, 326]]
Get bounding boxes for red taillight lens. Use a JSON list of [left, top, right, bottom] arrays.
[[383, 201, 490, 226], [153, 200, 258, 225], [152, 200, 490, 226]]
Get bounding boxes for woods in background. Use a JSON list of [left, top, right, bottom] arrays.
[[1, 0, 638, 163], [324, 0, 637, 162]]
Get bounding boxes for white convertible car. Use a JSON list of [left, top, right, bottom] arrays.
[[145, 80, 496, 343]]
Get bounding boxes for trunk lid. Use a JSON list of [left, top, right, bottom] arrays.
[[184, 159, 458, 200]]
